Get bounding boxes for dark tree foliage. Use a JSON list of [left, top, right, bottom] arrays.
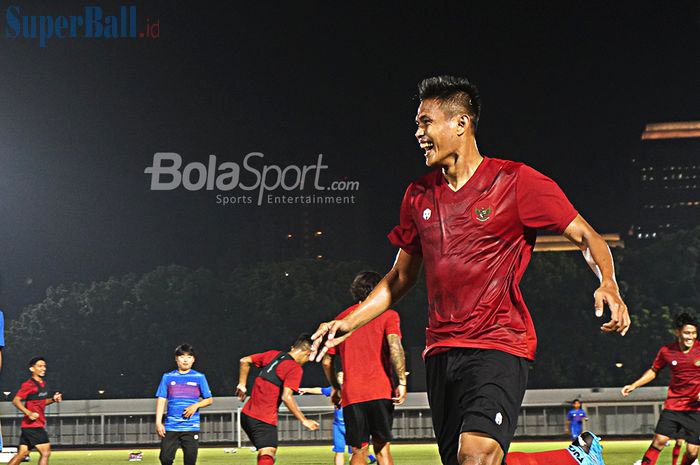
[[3, 227, 697, 397]]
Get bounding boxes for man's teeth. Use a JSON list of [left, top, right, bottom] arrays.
[[420, 142, 434, 150]]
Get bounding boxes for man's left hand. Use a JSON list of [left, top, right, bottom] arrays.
[[594, 282, 631, 336]]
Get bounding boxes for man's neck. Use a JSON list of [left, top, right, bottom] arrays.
[[440, 142, 482, 191], [178, 369, 191, 374], [32, 375, 43, 383]]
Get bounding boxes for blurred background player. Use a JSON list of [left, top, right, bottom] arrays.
[[155, 344, 213, 465], [621, 312, 699, 465], [321, 271, 407, 465], [8, 357, 62, 465], [237, 334, 320, 465], [566, 399, 589, 440], [299, 372, 378, 465]]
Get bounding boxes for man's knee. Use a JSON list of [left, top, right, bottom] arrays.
[[652, 434, 670, 449], [458, 432, 503, 465], [373, 441, 391, 456]]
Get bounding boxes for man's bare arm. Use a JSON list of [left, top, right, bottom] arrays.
[[621, 368, 656, 396], [563, 214, 630, 335], [387, 333, 407, 405], [311, 249, 422, 360], [281, 387, 319, 431], [236, 355, 253, 401]]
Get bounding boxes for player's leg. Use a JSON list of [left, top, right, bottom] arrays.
[[240, 413, 278, 465], [34, 443, 50, 465], [344, 402, 371, 465], [673, 440, 684, 465], [426, 351, 462, 465], [456, 349, 528, 465], [180, 432, 199, 465], [333, 423, 346, 465], [367, 399, 395, 465], [641, 410, 680, 465], [7, 445, 30, 465], [159, 431, 179, 465], [678, 412, 700, 465]]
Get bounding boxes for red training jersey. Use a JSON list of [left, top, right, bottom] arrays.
[[652, 341, 700, 411], [329, 304, 401, 407], [241, 350, 303, 425], [388, 158, 578, 360], [16, 378, 49, 428]]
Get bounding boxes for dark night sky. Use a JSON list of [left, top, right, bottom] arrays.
[[0, 1, 699, 317]]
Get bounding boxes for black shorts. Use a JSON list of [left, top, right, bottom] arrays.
[[655, 410, 700, 445], [241, 413, 278, 449], [343, 399, 394, 448], [19, 428, 50, 449], [426, 348, 528, 465]]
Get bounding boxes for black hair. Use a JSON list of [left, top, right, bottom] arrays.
[[175, 343, 195, 357], [28, 356, 46, 367], [572, 399, 581, 404], [292, 333, 313, 350], [418, 75, 481, 131], [350, 271, 382, 302], [675, 312, 698, 329]]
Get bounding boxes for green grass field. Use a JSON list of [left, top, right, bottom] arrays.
[[35, 440, 677, 465]]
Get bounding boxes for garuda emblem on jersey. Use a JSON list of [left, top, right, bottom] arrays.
[[474, 205, 493, 222]]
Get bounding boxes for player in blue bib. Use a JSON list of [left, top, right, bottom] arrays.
[[566, 399, 589, 440], [155, 344, 213, 465]]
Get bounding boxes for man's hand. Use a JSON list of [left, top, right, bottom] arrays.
[[236, 384, 247, 402], [27, 411, 39, 421], [183, 405, 198, 418], [621, 385, 635, 397], [156, 422, 166, 438], [298, 388, 310, 395], [53, 392, 62, 403], [594, 282, 630, 336], [392, 384, 407, 405], [696, 391, 700, 402], [302, 419, 320, 431], [310, 320, 354, 362]]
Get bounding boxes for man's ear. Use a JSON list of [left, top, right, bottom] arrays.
[[456, 114, 470, 135]]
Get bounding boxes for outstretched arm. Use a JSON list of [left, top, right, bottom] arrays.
[[237, 355, 253, 401], [387, 333, 407, 405], [281, 387, 319, 431], [298, 387, 324, 395], [563, 214, 630, 336], [621, 369, 656, 396], [311, 249, 422, 360]]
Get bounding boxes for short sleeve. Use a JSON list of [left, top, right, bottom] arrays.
[[387, 185, 423, 256], [280, 363, 303, 392], [198, 375, 213, 399], [651, 347, 667, 371], [155, 374, 168, 398], [251, 352, 267, 368], [321, 386, 332, 397], [384, 310, 402, 338], [566, 410, 573, 421], [16, 381, 34, 400], [516, 165, 578, 233]]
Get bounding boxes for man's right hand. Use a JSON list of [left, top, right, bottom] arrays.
[[310, 320, 354, 362], [156, 423, 166, 437], [27, 411, 39, 421], [302, 419, 320, 431], [620, 385, 635, 396], [330, 387, 341, 406], [236, 384, 247, 401]]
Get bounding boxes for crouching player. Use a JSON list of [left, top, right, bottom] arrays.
[[237, 334, 320, 465]]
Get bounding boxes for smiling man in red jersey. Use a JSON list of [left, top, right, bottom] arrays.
[[622, 313, 700, 465], [311, 75, 630, 465]]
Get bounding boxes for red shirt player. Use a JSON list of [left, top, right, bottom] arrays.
[[236, 334, 319, 465], [322, 271, 407, 465], [8, 357, 62, 465], [312, 75, 630, 465], [622, 313, 700, 465]]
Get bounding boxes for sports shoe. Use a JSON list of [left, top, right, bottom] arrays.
[[568, 431, 604, 465]]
